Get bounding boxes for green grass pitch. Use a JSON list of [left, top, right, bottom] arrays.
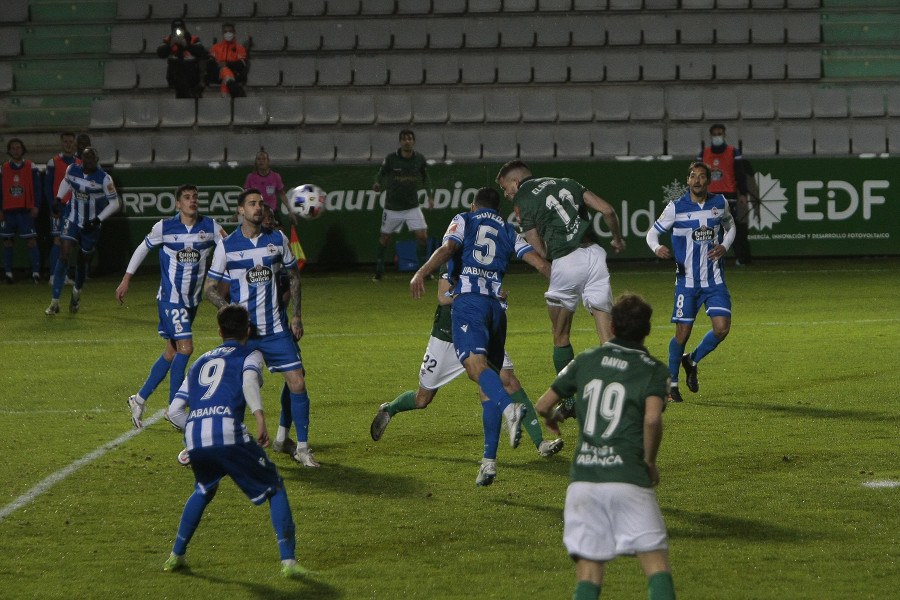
[[1, 257, 898, 599]]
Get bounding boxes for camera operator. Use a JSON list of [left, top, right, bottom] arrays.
[[157, 19, 207, 99]]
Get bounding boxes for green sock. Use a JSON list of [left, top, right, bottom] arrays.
[[511, 389, 543, 448], [387, 390, 418, 417], [647, 571, 675, 600], [573, 580, 601, 600], [375, 243, 388, 274], [415, 241, 428, 268], [553, 344, 575, 374]]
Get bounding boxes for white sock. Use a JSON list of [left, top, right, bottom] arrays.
[[297, 441, 309, 452], [276, 426, 288, 442]]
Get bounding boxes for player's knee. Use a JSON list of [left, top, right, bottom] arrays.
[[713, 322, 730, 339]]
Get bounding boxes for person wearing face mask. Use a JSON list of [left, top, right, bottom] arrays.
[[207, 23, 247, 97], [698, 124, 751, 266]]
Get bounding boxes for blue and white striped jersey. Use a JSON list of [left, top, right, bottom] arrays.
[[443, 208, 533, 300], [56, 164, 118, 227], [207, 227, 297, 336], [651, 192, 731, 288], [175, 341, 264, 450], [144, 215, 225, 308]]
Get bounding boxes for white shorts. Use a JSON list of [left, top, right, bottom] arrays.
[[563, 481, 668, 563], [545, 244, 612, 314], [419, 337, 512, 391], [381, 207, 428, 235]]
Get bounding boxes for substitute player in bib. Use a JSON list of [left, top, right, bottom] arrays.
[[645, 161, 735, 403], [410, 187, 547, 486], [0, 138, 42, 284], [371, 259, 563, 460], [45, 147, 119, 315], [372, 129, 434, 281], [496, 160, 626, 421], [162, 304, 309, 579], [204, 188, 319, 468], [117, 184, 226, 427], [535, 294, 675, 600]]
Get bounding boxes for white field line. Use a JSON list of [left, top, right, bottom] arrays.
[[0, 409, 167, 522]]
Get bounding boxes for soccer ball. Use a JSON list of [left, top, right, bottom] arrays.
[[289, 184, 326, 220]]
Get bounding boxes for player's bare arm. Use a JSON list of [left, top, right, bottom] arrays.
[[522, 248, 551, 279], [204, 278, 229, 309], [535, 388, 563, 436], [287, 268, 303, 340], [115, 273, 132, 304], [583, 191, 626, 253], [522, 228, 547, 259], [410, 239, 459, 299], [643, 395, 665, 487]]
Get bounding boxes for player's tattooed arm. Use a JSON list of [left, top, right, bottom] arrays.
[[287, 269, 303, 340], [204, 278, 229, 309]]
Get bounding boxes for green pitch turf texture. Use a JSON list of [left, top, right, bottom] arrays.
[[1, 257, 898, 600]]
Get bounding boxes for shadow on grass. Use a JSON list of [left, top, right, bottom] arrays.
[[664, 507, 809, 542], [278, 457, 425, 498], [173, 570, 339, 600], [703, 401, 900, 424]]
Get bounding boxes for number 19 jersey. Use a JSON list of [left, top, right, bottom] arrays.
[[551, 340, 670, 487]]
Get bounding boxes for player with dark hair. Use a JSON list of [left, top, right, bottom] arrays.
[[162, 303, 310, 579], [372, 129, 434, 281], [45, 147, 119, 315], [370, 259, 563, 459], [117, 184, 226, 427], [535, 294, 675, 600], [204, 188, 319, 467], [409, 187, 550, 485], [1, 138, 42, 284], [495, 160, 626, 422], [646, 161, 735, 403], [45, 132, 80, 285]]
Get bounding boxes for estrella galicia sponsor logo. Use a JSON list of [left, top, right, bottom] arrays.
[[246, 265, 272, 287], [692, 226, 716, 243], [177, 248, 201, 264]]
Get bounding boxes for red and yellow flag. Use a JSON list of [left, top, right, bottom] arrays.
[[290, 226, 306, 271]]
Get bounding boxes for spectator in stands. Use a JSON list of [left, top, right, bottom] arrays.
[[698, 124, 751, 265], [207, 23, 247, 98], [157, 19, 207, 99], [1, 138, 42, 284], [244, 150, 295, 226]]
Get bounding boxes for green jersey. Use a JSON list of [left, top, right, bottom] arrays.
[[550, 338, 670, 488], [375, 150, 433, 211], [514, 176, 596, 261], [430, 303, 453, 343]]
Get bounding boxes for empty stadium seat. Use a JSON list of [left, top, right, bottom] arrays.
[[197, 97, 232, 126], [739, 125, 777, 155], [225, 133, 263, 163], [813, 88, 848, 118], [521, 89, 558, 122], [409, 129, 445, 160], [715, 13, 750, 44], [104, 60, 137, 89], [233, 97, 269, 126], [629, 88, 665, 120], [304, 94, 341, 125], [642, 14, 678, 45], [555, 126, 593, 159], [90, 99, 125, 129], [246, 57, 281, 87], [678, 51, 714, 80], [532, 54, 568, 83], [630, 127, 664, 156], [466, 18, 500, 48], [570, 15, 607, 47], [518, 129, 556, 159], [849, 88, 885, 117], [116, 135, 153, 165], [392, 20, 429, 50], [221, 0, 256, 17], [593, 89, 631, 121], [124, 98, 160, 128], [280, 57, 316, 87], [459, 55, 496, 84], [357, 25, 393, 51], [667, 125, 703, 157], [666, 88, 702, 121], [389, 55, 425, 85], [851, 122, 887, 154], [815, 123, 850, 155], [750, 14, 785, 44], [428, 19, 465, 49], [334, 131, 372, 162], [481, 130, 518, 160], [90, 135, 117, 165], [260, 131, 299, 162], [292, 0, 325, 16], [412, 93, 449, 123], [256, 0, 292, 17], [354, 55, 389, 86], [484, 91, 521, 123], [317, 55, 354, 86], [267, 96, 304, 126], [776, 87, 812, 118], [887, 88, 900, 116], [150, 0, 186, 19], [557, 88, 594, 122], [448, 92, 485, 123], [375, 95, 414, 124], [190, 133, 226, 164], [320, 21, 357, 52], [159, 98, 196, 127], [432, 0, 467, 13], [135, 59, 168, 89], [591, 125, 630, 158], [496, 54, 533, 84], [340, 95, 376, 124], [714, 52, 751, 80], [284, 22, 321, 51], [642, 53, 678, 82], [703, 88, 739, 120], [444, 129, 482, 161], [185, 0, 220, 18], [606, 15, 642, 46], [569, 53, 604, 82], [740, 88, 776, 119], [154, 134, 190, 165], [326, 0, 361, 16], [247, 22, 286, 52], [468, 0, 502, 12], [110, 25, 145, 54], [364, 0, 398, 14], [0, 62, 11, 92], [778, 123, 813, 155], [300, 132, 336, 162]]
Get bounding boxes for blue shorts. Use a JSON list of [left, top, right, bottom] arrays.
[[157, 302, 198, 340], [50, 214, 63, 237], [60, 218, 101, 252], [248, 330, 303, 373], [672, 283, 732, 324], [451, 293, 507, 370], [188, 443, 284, 505], [0, 211, 37, 239]]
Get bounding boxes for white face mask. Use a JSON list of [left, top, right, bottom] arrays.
[[223, 32, 235, 42], [711, 136, 725, 146]]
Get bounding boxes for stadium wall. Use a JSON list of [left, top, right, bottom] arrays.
[[15, 157, 898, 272]]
